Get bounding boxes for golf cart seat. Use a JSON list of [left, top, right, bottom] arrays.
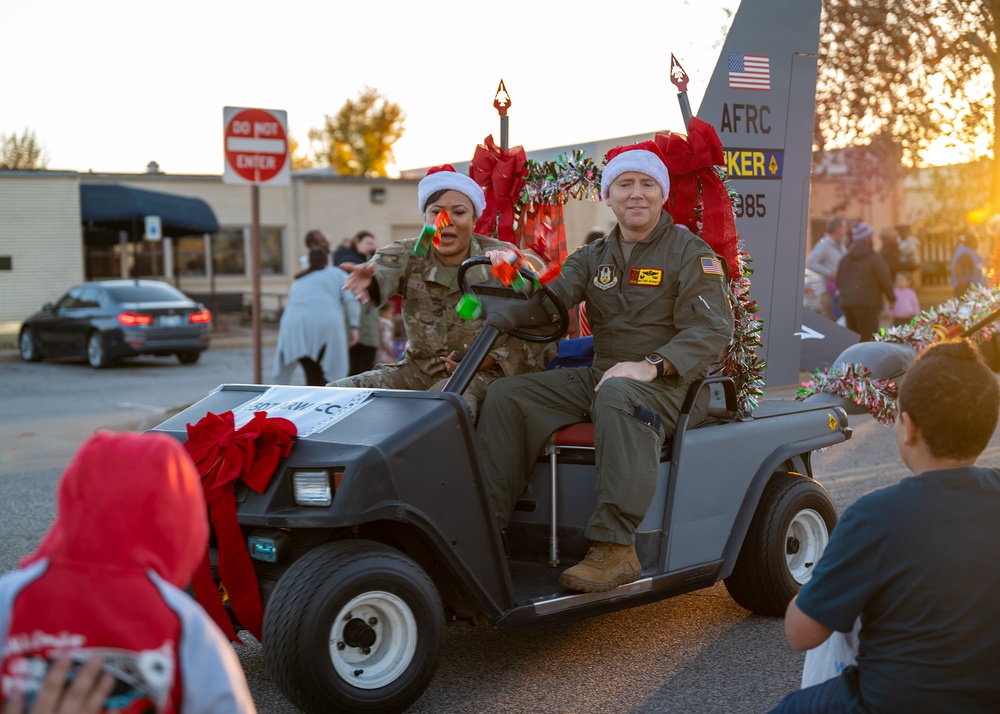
[[538, 375, 739, 565]]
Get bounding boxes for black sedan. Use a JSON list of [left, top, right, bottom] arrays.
[[19, 280, 212, 368]]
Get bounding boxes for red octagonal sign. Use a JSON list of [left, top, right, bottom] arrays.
[[223, 107, 289, 185]]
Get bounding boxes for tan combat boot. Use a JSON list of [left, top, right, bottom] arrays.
[[558, 541, 641, 593]]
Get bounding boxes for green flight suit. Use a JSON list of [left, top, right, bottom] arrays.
[[476, 211, 734, 544], [329, 232, 550, 420]]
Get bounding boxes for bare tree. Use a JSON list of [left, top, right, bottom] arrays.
[[0, 128, 49, 170]]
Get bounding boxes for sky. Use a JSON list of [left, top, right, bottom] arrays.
[[3, 0, 741, 176]]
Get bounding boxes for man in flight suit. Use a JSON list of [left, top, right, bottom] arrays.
[[476, 141, 734, 593]]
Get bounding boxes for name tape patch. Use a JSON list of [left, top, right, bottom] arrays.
[[628, 267, 663, 286]]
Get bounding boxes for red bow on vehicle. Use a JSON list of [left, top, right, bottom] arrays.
[[184, 410, 297, 642], [471, 135, 528, 244], [656, 117, 740, 278]]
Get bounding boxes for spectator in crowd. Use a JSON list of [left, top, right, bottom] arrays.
[[896, 223, 922, 286], [274, 247, 359, 385], [836, 222, 895, 341], [878, 226, 904, 279], [769, 339, 1000, 713], [375, 302, 397, 365], [0, 431, 256, 714], [331, 165, 551, 421], [806, 216, 848, 319], [888, 271, 921, 327], [297, 228, 330, 271], [332, 230, 381, 375], [952, 233, 986, 297]]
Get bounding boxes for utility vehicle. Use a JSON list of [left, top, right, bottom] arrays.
[[152, 258, 856, 714]]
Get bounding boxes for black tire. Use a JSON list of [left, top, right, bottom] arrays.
[[724, 472, 837, 616], [19, 328, 42, 362], [176, 351, 201, 365], [86, 332, 112, 369], [262, 540, 444, 714]]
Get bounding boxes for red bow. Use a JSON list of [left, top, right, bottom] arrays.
[[471, 135, 527, 244], [184, 410, 297, 642], [655, 117, 740, 277]]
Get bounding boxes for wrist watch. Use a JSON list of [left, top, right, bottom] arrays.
[[645, 353, 665, 378]]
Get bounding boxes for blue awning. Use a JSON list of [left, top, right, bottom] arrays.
[[80, 183, 219, 235]]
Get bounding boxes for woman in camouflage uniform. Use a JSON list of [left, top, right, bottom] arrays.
[[329, 165, 549, 421]]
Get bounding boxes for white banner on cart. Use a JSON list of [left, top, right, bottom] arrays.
[[231, 387, 373, 437]]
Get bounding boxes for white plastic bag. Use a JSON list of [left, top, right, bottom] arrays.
[[800, 618, 861, 689]]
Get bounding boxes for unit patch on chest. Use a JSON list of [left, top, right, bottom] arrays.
[[593, 264, 619, 290], [627, 267, 662, 286]]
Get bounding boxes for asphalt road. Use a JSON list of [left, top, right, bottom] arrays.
[[3, 345, 997, 713]]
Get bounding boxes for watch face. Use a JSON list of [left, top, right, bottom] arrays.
[[646, 354, 662, 364]]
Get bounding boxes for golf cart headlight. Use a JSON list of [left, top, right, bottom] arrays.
[[293, 470, 332, 506]]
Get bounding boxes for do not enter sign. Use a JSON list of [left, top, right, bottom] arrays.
[[223, 107, 290, 185]]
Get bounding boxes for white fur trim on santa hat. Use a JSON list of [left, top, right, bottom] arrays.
[[600, 150, 670, 200], [417, 170, 486, 218]]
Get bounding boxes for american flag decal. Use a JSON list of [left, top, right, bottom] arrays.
[[701, 256, 724, 276], [728, 52, 770, 91]]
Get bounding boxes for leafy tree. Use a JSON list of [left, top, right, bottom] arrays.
[[308, 87, 406, 177], [288, 136, 315, 171], [816, 0, 998, 206], [0, 128, 49, 169]]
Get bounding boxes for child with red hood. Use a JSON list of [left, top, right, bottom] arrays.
[[0, 431, 255, 714]]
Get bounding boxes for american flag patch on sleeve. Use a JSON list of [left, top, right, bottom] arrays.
[[700, 256, 724, 276]]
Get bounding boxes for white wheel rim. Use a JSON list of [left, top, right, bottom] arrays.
[[20, 332, 32, 358], [88, 336, 102, 365], [329, 591, 418, 690], [785, 508, 828, 584]]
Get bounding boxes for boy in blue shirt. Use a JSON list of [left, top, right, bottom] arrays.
[[770, 339, 1000, 713]]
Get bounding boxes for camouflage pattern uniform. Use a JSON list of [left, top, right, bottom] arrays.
[[329, 233, 550, 420], [477, 211, 735, 544]]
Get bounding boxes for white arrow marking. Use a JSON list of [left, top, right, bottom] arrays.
[[794, 325, 825, 340]]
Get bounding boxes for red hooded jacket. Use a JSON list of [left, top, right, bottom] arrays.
[[0, 431, 255, 713]]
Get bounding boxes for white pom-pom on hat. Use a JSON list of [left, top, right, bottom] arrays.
[[417, 164, 486, 218]]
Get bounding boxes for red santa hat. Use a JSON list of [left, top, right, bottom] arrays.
[[600, 141, 671, 200], [417, 164, 487, 218]]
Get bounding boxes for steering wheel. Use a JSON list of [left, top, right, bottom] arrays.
[[457, 256, 569, 343]]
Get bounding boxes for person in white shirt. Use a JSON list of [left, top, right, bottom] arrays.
[[806, 216, 847, 319]]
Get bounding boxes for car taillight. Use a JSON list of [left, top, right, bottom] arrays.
[[119, 313, 153, 326], [189, 309, 211, 324]]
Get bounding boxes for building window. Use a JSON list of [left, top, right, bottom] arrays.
[[209, 227, 284, 276], [261, 227, 284, 275], [176, 235, 208, 276], [212, 229, 246, 275]]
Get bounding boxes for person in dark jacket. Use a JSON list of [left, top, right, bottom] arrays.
[[333, 230, 381, 375], [836, 222, 894, 341]]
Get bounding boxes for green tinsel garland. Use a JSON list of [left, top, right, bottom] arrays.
[[796, 283, 1000, 423], [520, 150, 603, 206]]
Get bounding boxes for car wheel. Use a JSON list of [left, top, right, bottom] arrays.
[[263, 539, 444, 714], [176, 351, 201, 365], [86, 332, 112, 369], [724, 472, 837, 616], [19, 328, 42, 362]]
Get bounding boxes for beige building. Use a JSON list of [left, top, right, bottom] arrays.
[[5, 139, 989, 341], [0, 144, 625, 340]]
